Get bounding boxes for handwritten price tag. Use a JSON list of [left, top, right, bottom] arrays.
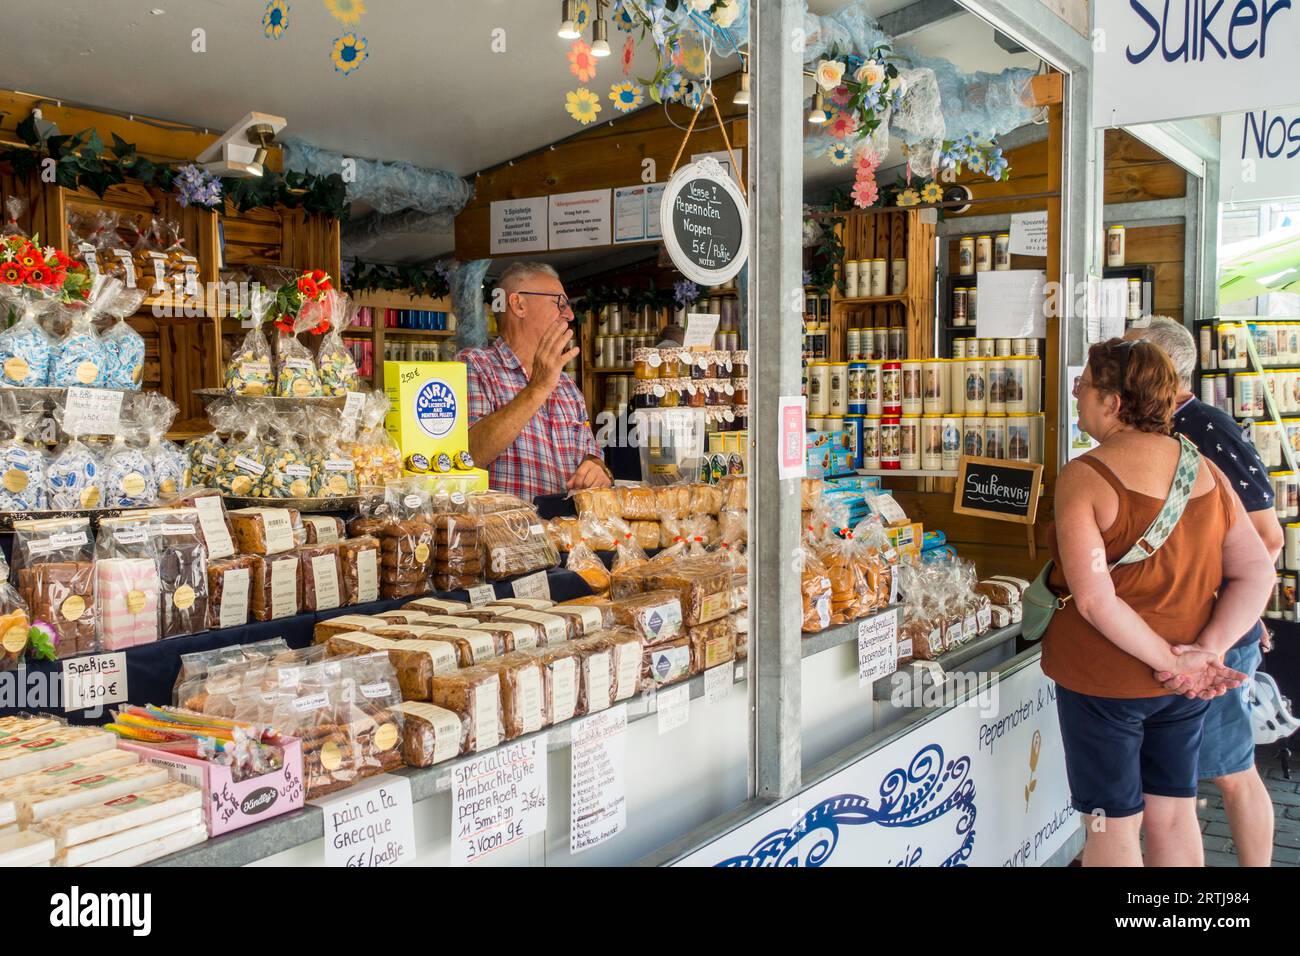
[[450, 736, 548, 866], [62, 653, 127, 713], [467, 584, 497, 607], [656, 683, 691, 734], [315, 774, 415, 868], [858, 611, 899, 688], [512, 571, 551, 602], [63, 387, 124, 437], [704, 663, 733, 705]]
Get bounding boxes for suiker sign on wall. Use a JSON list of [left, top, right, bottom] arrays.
[[1093, 0, 1300, 126], [1220, 109, 1300, 203]]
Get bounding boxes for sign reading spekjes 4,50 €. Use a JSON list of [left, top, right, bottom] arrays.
[[659, 157, 748, 287], [953, 456, 1043, 526]]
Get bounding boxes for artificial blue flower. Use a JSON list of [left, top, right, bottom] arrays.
[[655, 70, 684, 103], [173, 164, 223, 208], [674, 279, 699, 307]]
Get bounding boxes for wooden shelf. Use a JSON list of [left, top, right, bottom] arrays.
[[857, 468, 959, 478], [381, 327, 454, 338], [836, 294, 907, 306], [589, 366, 634, 374]]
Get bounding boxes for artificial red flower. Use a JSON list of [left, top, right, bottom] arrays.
[[310, 269, 328, 283], [49, 269, 67, 288], [275, 317, 295, 335], [25, 265, 49, 285], [16, 246, 39, 270], [298, 276, 319, 300], [0, 262, 24, 285], [54, 249, 74, 269]]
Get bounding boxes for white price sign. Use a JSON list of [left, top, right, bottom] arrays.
[[451, 736, 548, 866], [339, 391, 366, 441], [316, 773, 416, 868], [570, 704, 628, 855], [858, 611, 899, 687], [656, 683, 691, 735], [62, 653, 128, 713], [62, 387, 124, 436], [704, 663, 733, 705], [512, 571, 551, 602], [467, 584, 497, 607], [683, 312, 720, 349]]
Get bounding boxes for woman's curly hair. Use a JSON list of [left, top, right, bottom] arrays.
[[1087, 337, 1177, 434]]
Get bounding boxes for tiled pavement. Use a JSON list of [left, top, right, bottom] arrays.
[[1196, 746, 1300, 867]]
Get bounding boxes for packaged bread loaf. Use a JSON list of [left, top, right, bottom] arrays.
[[630, 520, 661, 552], [565, 635, 615, 715], [374, 609, 438, 626], [719, 475, 748, 512], [425, 627, 500, 667], [801, 478, 825, 511], [206, 555, 255, 629], [616, 485, 659, 521], [733, 611, 748, 660], [479, 508, 559, 581], [250, 553, 300, 622], [574, 487, 619, 521], [228, 508, 296, 556], [489, 598, 554, 611], [688, 616, 738, 673], [546, 516, 581, 553], [497, 608, 571, 643], [566, 539, 611, 595], [392, 701, 469, 767], [405, 597, 470, 614], [641, 635, 692, 691], [313, 614, 388, 643], [689, 482, 723, 516], [337, 535, 380, 605], [325, 633, 457, 701], [298, 544, 343, 613], [445, 606, 510, 623], [523, 644, 582, 724], [150, 510, 209, 638], [428, 667, 504, 753], [800, 550, 833, 633], [302, 515, 345, 545], [463, 619, 537, 654], [646, 557, 733, 626], [474, 653, 546, 740], [546, 602, 606, 639], [654, 484, 691, 521], [609, 590, 684, 644], [977, 579, 1020, 606]]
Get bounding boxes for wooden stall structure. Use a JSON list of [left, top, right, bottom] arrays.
[[0, 91, 341, 436]]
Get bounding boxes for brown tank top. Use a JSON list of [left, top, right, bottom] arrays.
[[1040, 452, 1237, 698]]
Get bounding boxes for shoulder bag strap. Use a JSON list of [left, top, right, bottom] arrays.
[[1111, 434, 1202, 568]]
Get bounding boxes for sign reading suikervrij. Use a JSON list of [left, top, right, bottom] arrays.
[[1092, 0, 1300, 126], [1220, 109, 1300, 203]]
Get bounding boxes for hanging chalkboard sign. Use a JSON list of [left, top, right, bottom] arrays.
[[952, 456, 1043, 526], [659, 157, 748, 286]]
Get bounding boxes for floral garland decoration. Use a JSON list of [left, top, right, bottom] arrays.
[[814, 44, 903, 144], [173, 164, 223, 209], [673, 278, 700, 307], [0, 113, 350, 220], [940, 134, 1008, 181], [344, 259, 452, 300], [331, 32, 368, 75]]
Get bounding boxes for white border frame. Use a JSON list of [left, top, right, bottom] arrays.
[[658, 157, 750, 287]]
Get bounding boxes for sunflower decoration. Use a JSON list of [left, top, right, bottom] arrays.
[[609, 80, 644, 114], [613, 0, 638, 31], [678, 36, 708, 77], [573, 0, 592, 31], [920, 181, 944, 204], [895, 187, 921, 207], [331, 32, 368, 74], [262, 0, 289, 38], [825, 142, 853, 167], [568, 39, 597, 82], [323, 0, 365, 25], [566, 88, 602, 125]]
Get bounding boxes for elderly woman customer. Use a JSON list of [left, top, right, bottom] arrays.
[[1041, 338, 1273, 866]]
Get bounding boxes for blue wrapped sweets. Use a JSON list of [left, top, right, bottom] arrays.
[[104, 432, 157, 507], [47, 439, 105, 510], [0, 304, 56, 387], [101, 287, 147, 390]]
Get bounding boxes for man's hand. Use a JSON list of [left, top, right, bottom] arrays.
[[528, 320, 581, 396], [1154, 644, 1247, 700], [567, 456, 612, 491]]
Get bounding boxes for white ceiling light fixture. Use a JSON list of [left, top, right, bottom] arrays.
[[195, 111, 286, 178], [807, 89, 827, 125], [591, 16, 611, 57], [733, 57, 750, 106], [558, 0, 580, 39]]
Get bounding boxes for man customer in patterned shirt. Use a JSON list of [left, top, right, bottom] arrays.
[[1131, 318, 1283, 867], [460, 262, 612, 502]]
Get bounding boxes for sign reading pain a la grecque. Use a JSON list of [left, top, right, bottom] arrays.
[[659, 157, 748, 287]]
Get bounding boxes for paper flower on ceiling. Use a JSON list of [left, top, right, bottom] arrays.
[[895, 187, 920, 207], [678, 36, 708, 77], [827, 111, 859, 140], [324, 0, 365, 25], [920, 181, 943, 203], [262, 0, 289, 38], [653, 70, 684, 103], [825, 142, 852, 167], [613, 0, 638, 32], [610, 81, 644, 114], [574, 0, 592, 31], [566, 88, 602, 125], [829, 84, 851, 107], [852, 149, 882, 208], [622, 35, 635, 75], [568, 40, 597, 82], [331, 32, 368, 74]]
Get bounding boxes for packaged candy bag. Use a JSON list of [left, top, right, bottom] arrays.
[[275, 300, 323, 398], [226, 285, 274, 397], [48, 403, 107, 510], [0, 394, 48, 510], [317, 291, 359, 397], [104, 421, 157, 507], [310, 409, 358, 498], [51, 275, 118, 387], [215, 404, 271, 498], [262, 410, 313, 499], [0, 290, 57, 387], [100, 284, 147, 390], [349, 391, 402, 486], [2, 196, 27, 238], [139, 392, 188, 500]]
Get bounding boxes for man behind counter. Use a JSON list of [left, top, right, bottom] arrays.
[[459, 262, 612, 502]]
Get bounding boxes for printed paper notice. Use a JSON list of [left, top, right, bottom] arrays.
[[317, 774, 416, 868], [63, 387, 124, 436], [512, 571, 551, 601], [451, 736, 548, 866], [218, 568, 251, 629], [683, 312, 720, 348], [63, 653, 128, 713], [657, 683, 691, 734], [645, 183, 666, 239], [1009, 210, 1048, 257], [615, 185, 650, 243], [779, 396, 807, 480], [705, 663, 733, 705], [490, 196, 548, 255], [570, 705, 628, 855], [548, 188, 612, 250], [974, 270, 1047, 339], [858, 611, 898, 687], [1067, 364, 1097, 459]]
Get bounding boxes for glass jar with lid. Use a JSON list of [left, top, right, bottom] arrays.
[[691, 351, 713, 380], [686, 379, 707, 408], [735, 405, 749, 430], [632, 380, 656, 410], [733, 350, 749, 379], [733, 375, 750, 406], [659, 377, 681, 408], [633, 347, 657, 380]]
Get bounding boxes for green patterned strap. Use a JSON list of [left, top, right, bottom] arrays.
[[1112, 434, 1201, 569]]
